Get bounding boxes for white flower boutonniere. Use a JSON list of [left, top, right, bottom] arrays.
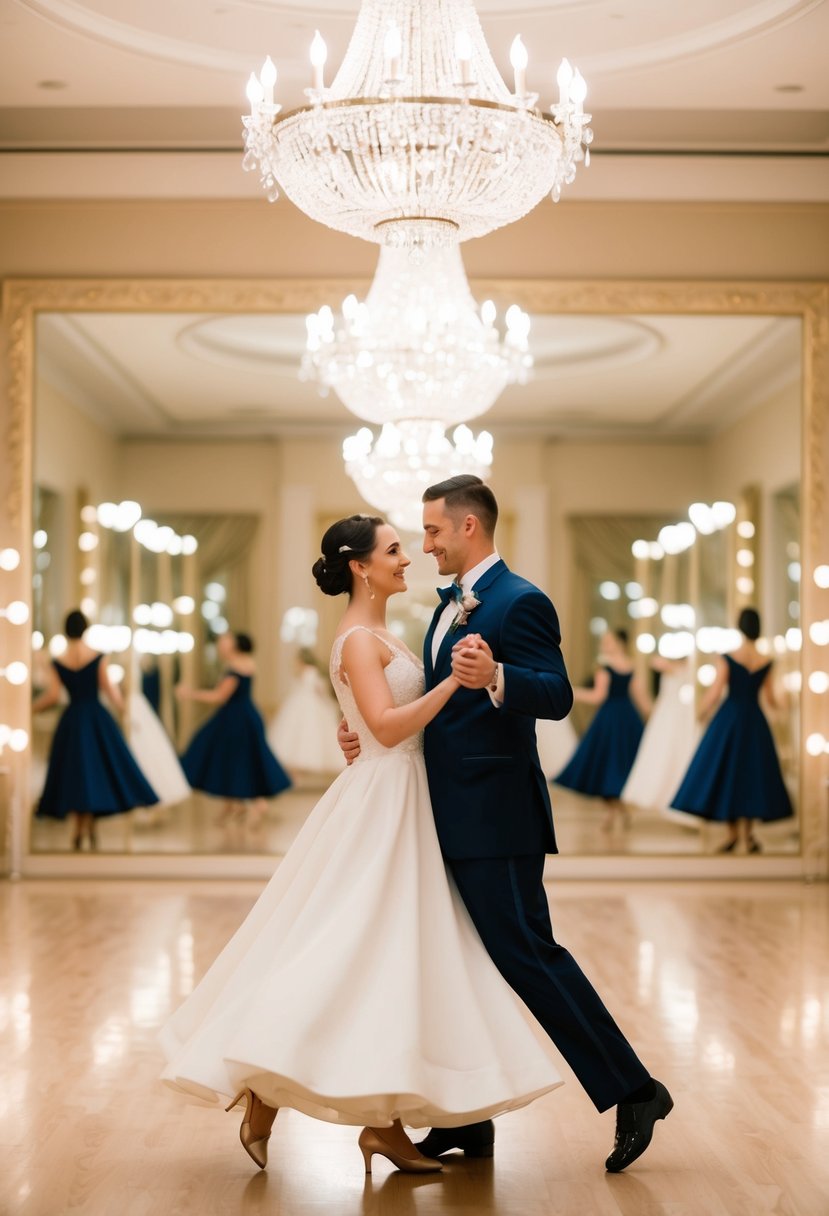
[[450, 590, 481, 632]]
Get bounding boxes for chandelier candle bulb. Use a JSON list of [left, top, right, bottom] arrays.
[[510, 35, 528, 96], [570, 69, 587, 116], [260, 56, 277, 106], [310, 30, 327, 91], [246, 73, 264, 112], [384, 24, 402, 82], [455, 30, 473, 85], [557, 57, 573, 106]]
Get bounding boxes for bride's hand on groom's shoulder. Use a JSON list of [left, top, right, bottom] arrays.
[[337, 717, 361, 765], [451, 635, 497, 690]]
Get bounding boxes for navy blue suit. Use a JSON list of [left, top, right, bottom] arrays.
[[424, 560, 649, 1112]]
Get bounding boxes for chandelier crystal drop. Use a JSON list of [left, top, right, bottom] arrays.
[[303, 245, 531, 427], [242, 0, 592, 251], [344, 421, 493, 533]]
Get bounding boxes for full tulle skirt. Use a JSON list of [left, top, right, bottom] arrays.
[[160, 750, 562, 1127]]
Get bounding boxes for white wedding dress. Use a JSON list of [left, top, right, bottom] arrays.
[[160, 627, 562, 1128]]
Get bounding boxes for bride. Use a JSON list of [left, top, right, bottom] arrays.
[[160, 514, 561, 1176]]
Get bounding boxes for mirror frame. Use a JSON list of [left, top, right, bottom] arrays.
[[3, 276, 828, 880]]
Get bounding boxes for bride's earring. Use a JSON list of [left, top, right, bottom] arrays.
[[362, 574, 375, 601]]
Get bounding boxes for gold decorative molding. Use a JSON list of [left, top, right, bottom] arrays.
[[3, 275, 828, 875]]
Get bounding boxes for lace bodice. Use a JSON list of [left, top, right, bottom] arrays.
[[330, 627, 425, 759]]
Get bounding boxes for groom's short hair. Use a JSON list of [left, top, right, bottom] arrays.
[[422, 475, 498, 536]]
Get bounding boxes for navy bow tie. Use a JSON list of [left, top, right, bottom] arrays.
[[437, 582, 463, 607]]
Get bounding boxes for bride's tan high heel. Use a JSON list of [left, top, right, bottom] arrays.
[[358, 1127, 443, 1175], [225, 1088, 277, 1170]]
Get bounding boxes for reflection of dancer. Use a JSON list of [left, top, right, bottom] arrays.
[[33, 609, 159, 850], [554, 630, 649, 829], [161, 515, 562, 1177], [267, 649, 345, 775], [672, 608, 793, 853], [128, 691, 191, 805], [622, 657, 698, 815], [177, 632, 291, 823]]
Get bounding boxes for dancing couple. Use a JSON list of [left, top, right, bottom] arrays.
[[161, 476, 672, 1176]]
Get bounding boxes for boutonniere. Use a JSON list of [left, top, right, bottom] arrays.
[[450, 589, 481, 632]]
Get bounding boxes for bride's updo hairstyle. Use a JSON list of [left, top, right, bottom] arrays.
[[312, 514, 384, 597]]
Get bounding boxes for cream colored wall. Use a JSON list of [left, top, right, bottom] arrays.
[[34, 377, 119, 619], [1, 200, 828, 280], [707, 380, 801, 631]]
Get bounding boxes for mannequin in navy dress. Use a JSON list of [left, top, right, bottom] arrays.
[[672, 608, 793, 853], [177, 631, 291, 824], [33, 609, 159, 850], [554, 630, 651, 831]]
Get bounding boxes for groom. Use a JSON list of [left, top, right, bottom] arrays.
[[341, 475, 672, 1172]]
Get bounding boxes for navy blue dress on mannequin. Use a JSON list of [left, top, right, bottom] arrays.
[[36, 655, 159, 820], [672, 655, 793, 822], [181, 670, 291, 799], [553, 667, 644, 799]]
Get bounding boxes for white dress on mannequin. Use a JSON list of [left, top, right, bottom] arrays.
[[160, 627, 562, 1128]]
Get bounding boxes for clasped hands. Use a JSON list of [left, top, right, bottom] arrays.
[[450, 633, 497, 690]]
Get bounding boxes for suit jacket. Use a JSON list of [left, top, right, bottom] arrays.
[[423, 559, 573, 860]]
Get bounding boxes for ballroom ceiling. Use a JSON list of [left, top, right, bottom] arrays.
[[36, 309, 801, 442], [1, 0, 828, 154]]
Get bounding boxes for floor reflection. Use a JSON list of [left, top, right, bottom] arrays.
[[29, 781, 801, 857]]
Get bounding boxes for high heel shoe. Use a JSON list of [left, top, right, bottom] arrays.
[[358, 1127, 443, 1175], [717, 837, 738, 853], [225, 1088, 277, 1170]]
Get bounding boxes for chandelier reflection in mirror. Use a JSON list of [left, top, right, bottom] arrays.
[[302, 245, 531, 427], [242, 0, 592, 250], [344, 421, 493, 533]]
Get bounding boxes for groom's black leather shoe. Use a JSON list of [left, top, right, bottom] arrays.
[[605, 1080, 673, 1173], [417, 1121, 495, 1159]]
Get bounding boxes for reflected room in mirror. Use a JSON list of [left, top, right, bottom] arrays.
[[27, 307, 802, 861]]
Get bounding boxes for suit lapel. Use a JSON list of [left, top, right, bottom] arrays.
[[423, 601, 445, 686]]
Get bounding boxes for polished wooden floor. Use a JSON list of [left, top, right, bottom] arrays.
[[1, 878, 827, 1216]]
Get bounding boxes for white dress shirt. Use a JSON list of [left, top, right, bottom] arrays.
[[431, 551, 505, 705]]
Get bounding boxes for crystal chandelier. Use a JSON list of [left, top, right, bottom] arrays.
[[243, 0, 592, 251], [343, 420, 493, 533], [303, 245, 531, 427]]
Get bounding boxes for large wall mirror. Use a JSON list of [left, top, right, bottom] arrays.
[[3, 278, 827, 878]]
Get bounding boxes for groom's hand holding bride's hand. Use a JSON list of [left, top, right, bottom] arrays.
[[451, 634, 498, 690], [337, 717, 361, 765]]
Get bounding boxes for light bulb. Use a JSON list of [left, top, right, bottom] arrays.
[[0, 548, 21, 571], [455, 30, 472, 84], [260, 55, 277, 104], [310, 30, 327, 89], [556, 57, 573, 105], [384, 24, 402, 78], [570, 69, 587, 108], [4, 600, 29, 625], [246, 72, 264, 108], [480, 299, 496, 327], [510, 35, 528, 95]]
